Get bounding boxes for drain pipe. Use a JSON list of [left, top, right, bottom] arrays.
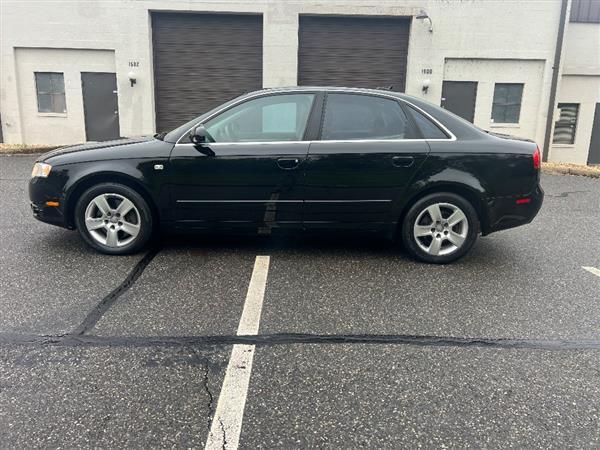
[[542, 0, 569, 162]]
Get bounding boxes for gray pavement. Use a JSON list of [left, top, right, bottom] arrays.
[[242, 345, 600, 448], [1, 154, 599, 447], [0, 344, 229, 448]]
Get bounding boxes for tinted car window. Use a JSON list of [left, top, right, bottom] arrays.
[[322, 94, 416, 140], [204, 94, 315, 142], [406, 106, 449, 139]]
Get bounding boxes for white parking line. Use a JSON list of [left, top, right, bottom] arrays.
[[205, 255, 270, 450], [582, 266, 600, 278]]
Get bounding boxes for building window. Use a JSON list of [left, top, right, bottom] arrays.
[[491, 83, 523, 124], [35, 72, 66, 113], [570, 0, 600, 23], [552, 103, 579, 145]]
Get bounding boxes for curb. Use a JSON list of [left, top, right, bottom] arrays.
[[542, 165, 600, 179]]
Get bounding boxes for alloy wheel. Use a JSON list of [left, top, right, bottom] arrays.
[[413, 202, 469, 256], [84, 193, 141, 248]]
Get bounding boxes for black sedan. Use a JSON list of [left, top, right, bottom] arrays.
[[29, 87, 543, 263]]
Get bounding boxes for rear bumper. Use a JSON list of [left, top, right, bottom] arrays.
[[483, 183, 544, 234]]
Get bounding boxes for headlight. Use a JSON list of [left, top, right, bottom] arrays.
[[31, 162, 52, 178]]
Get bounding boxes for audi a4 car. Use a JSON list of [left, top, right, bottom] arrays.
[[29, 87, 543, 263]]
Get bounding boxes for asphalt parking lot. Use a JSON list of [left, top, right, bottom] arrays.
[[1, 154, 599, 448]]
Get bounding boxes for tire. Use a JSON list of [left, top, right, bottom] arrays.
[[401, 192, 479, 264], [74, 182, 154, 255]]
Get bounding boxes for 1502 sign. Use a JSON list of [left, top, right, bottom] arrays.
[[128, 61, 140, 68]]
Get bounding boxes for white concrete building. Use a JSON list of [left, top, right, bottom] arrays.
[[550, 2, 600, 165], [0, 0, 598, 164]]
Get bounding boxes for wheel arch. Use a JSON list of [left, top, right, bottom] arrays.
[[65, 172, 159, 229], [396, 182, 488, 238]]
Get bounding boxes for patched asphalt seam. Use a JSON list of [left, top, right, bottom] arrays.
[[0, 332, 599, 350], [70, 246, 161, 336]]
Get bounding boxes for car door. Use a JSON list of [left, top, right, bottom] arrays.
[[303, 93, 430, 232], [168, 92, 318, 232]]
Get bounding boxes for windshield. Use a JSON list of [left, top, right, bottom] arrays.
[[161, 94, 250, 143]]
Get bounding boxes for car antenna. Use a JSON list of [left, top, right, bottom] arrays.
[[376, 85, 394, 91]]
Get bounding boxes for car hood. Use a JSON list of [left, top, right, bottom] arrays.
[[38, 136, 154, 162]]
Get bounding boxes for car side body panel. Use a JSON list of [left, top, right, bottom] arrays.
[[29, 87, 543, 241], [303, 140, 430, 235], [167, 142, 310, 231], [399, 137, 542, 236], [30, 139, 173, 228]]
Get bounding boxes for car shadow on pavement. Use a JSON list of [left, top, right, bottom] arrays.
[[162, 233, 408, 259], [157, 231, 515, 267], [32, 226, 518, 267]]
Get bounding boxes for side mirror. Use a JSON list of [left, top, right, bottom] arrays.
[[190, 125, 209, 145], [190, 125, 215, 156]]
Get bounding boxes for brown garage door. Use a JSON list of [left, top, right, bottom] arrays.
[[152, 13, 263, 132], [298, 15, 410, 92]]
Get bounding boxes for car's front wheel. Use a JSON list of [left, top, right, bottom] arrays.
[[74, 183, 153, 255], [401, 192, 479, 264]]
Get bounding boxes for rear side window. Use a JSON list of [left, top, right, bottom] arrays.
[[406, 106, 449, 139], [321, 94, 417, 140]]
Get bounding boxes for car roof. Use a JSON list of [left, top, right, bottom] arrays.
[[245, 86, 444, 118], [253, 85, 407, 97]]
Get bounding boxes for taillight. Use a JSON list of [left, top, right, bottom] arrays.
[[532, 146, 541, 170]]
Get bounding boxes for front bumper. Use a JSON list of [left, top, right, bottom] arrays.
[[29, 176, 70, 228], [483, 183, 544, 234]]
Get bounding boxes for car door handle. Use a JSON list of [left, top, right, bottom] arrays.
[[392, 156, 414, 167], [277, 158, 300, 170]]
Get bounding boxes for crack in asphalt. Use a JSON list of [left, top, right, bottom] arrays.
[[219, 418, 228, 450], [1, 332, 599, 350], [70, 247, 161, 336], [547, 190, 589, 198], [187, 346, 216, 433]]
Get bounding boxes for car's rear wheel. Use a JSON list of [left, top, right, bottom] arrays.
[[74, 183, 153, 255], [401, 192, 479, 264]]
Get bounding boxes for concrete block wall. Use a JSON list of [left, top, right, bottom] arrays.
[[14, 48, 116, 145], [550, 75, 600, 164], [443, 58, 546, 142], [1, 0, 565, 157], [549, 21, 600, 164]]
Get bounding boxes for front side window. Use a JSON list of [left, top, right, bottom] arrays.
[[552, 103, 579, 145], [35, 72, 66, 113], [203, 94, 315, 143], [491, 83, 523, 124], [322, 94, 416, 140]]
